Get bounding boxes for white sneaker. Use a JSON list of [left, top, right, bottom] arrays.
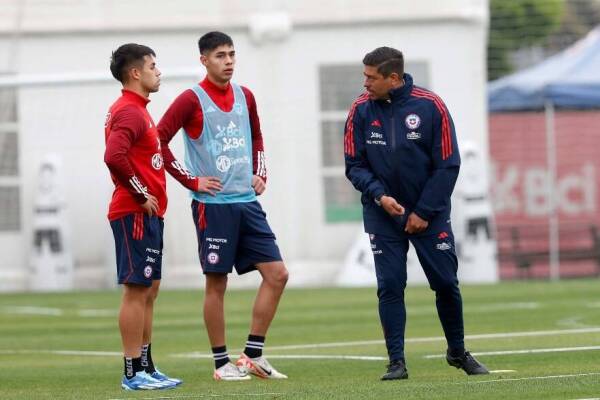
[[213, 362, 251, 381], [236, 353, 288, 379]]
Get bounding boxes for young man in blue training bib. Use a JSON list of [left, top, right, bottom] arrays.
[[158, 31, 289, 381]]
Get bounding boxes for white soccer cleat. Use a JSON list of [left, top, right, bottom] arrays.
[[236, 353, 288, 379], [213, 362, 251, 381]]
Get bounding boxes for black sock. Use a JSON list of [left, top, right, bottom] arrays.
[[124, 357, 143, 379], [244, 334, 265, 358], [212, 345, 229, 369], [141, 343, 156, 373]]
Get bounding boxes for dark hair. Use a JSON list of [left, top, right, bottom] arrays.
[[110, 43, 156, 83], [362, 47, 404, 78], [198, 31, 234, 55]]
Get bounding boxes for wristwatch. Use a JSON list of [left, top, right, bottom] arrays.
[[374, 194, 385, 207]]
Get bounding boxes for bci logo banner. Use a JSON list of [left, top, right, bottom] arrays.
[[492, 163, 595, 216]]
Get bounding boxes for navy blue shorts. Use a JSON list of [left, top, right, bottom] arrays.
[[191, 200, 282, 275], [110, 213, 163, 286]]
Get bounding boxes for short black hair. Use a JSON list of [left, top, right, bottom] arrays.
[[198, 31, 234, 55], [110, 43, 156, 83], [362, 47, 404, 78]]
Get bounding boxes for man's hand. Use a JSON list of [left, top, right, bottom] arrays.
[[196, 177, 223, 196], [252, 175, 266, 195], [380, 195, 405, 217], [405, 212, 429, 234], [141, 194, 159, 217]]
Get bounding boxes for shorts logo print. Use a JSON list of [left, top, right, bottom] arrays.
[[207, 252, 220, 264], [143, 266, 153, 278]]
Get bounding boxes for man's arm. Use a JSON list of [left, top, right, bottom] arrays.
[[344, 95, 386, 202], [242, 87, 267, 183], [412, 99, 461, 222], [157, 90, 201, 191], [242, 86, 267, 195], [104, 106, 151, 205]]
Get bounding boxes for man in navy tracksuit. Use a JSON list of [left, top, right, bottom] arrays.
[[344, 47, 489, 380]]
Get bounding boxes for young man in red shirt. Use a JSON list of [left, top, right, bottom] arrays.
[[104, 43, 181, 390], [158, 32, 288, 381]]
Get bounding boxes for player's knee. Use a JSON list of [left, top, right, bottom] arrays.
[[148, 288, 159, 303], [205, 273, 228, 295], [377, 285, 405, 303], [123, 283, 152, 303], [431, 278, 459, 294], [266, 263, 288, 288], [277, 266, 289, 287]]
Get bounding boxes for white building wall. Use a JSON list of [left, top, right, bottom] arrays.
[[0, 0, 490, 290]]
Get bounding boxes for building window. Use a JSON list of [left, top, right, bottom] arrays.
[[319, 62, 429, 223], [0, 130, 18, 176], [0, 84, 20, 231]]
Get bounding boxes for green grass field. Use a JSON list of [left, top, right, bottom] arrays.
[[2, 280, 600, 399]]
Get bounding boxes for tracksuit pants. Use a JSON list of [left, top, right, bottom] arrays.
[[369, 231, 465, 362]]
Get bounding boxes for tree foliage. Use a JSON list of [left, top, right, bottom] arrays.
[[488, 0, 564, 80]]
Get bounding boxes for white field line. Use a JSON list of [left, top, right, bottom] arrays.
[[0, 350, 120, 356], [490, 370, 517, 373], [77, 309, 116, 317], [557, 316, 594, 329], [460, 372, 600, 385], [108, 393, 286, 400], [424, 345, 600, 359], [2, 306, 63, 316], [3, 326, 599, 360], [0, 349, 384, 361], [407, 302, 540, 315], [215, 327, 600, 352], [1, 301, 539, 318], [2, 306, 116, 317], [172, 353, 386, 361]]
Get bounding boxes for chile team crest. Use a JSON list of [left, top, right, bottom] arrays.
[[405, 113, 421, 130], [151, 153, 163, 170]]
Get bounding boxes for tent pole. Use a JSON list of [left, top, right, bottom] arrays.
[[545, 101, 560, 281]]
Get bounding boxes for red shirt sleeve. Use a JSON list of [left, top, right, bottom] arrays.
[[157, 89, 200, 191], [242, 86, 267, 183], [104, 105, 149, 204]]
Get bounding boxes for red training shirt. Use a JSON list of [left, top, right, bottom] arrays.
[[104, 89, 167, 220]]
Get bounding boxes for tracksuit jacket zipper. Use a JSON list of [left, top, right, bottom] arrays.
[[390, 100, 396, 149]]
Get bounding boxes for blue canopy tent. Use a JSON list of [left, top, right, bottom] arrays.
[[488, 27, 600, 279], [489, 26, 600, 112]]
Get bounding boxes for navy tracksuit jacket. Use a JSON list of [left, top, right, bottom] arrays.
[[344, 73, 460, 237]]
